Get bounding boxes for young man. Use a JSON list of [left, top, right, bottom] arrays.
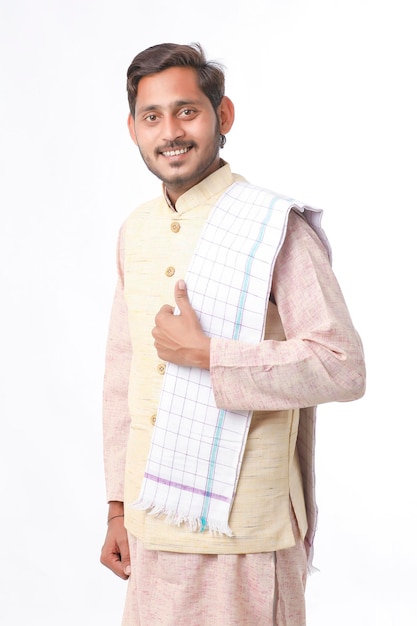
[[100, 43, 365, 626]]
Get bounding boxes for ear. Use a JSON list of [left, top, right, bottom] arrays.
[[127, 113, 138, 145], [218, 96, 235, 135]]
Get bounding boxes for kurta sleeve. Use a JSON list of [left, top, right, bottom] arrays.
[[210, 211, 366, 411], [102, 225, 132, 502]]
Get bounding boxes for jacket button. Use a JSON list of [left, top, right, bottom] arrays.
[[150, 413, 157, 425], [171, 221, 181, 233], [165, 266, 175, 277], [157, 363, 166, 375]]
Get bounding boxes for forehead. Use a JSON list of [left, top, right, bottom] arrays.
[[136, 66, 209, 111]]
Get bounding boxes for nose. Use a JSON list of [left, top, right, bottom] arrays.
[[161, 115, 185, 142]]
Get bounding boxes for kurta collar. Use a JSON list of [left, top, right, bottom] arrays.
[[162, 161, 234, 215]]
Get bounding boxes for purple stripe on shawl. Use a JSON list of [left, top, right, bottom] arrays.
[[144, 472, 231, 503]]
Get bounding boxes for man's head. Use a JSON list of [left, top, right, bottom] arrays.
[[126, 43, 234, 204]]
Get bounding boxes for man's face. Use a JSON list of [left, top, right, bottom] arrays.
[[129, 67, 223, 203]]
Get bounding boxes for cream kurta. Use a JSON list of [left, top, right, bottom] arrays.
[[103, 164, 365, 557]]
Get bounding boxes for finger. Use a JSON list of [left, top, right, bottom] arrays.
[[155, 304, 175, 324], [119, 540, 131, 577], [100, 547, 129, 580], [174, 279, 191, 312], [111, 556, 128, 579], [158, 304, 175, 315]]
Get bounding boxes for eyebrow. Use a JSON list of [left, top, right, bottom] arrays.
[[136, 99, 203, 114]]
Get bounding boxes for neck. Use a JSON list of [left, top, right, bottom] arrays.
[[163, 159, 226, 209]]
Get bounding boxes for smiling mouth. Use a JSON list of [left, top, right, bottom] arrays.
[[161, 147, 191, 157]]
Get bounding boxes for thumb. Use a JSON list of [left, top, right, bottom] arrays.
[[174, 279, 191, 312], [123, 563, 131, 576], [121, 551, 131, 577]]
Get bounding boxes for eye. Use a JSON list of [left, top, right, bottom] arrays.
[[179, 108, 197, 118], [144, 113, 158, 123]]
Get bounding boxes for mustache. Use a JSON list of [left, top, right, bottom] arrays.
[[156, 140, 196, 154]]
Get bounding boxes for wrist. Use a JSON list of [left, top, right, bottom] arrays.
[[108, 500, 124, 516], [107, 513, 124, 524], [193, 336, 211, 369]]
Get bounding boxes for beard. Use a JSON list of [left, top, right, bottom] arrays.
[[138, 124, 221, 194]]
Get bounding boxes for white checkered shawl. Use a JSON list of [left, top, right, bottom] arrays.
[[131, 181, 330, 536]]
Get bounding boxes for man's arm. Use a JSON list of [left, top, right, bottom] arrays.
[[100, 227, 132, 579], [210, 211, 365, 410], [153, 211, 365, 411]]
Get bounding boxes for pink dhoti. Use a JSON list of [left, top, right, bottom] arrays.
[[122, 509, 307, 626]]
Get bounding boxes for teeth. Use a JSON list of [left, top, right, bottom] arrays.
[[163, 148, 189, 157]]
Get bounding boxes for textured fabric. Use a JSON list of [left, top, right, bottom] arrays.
[[103, 166, 365, 555], [102, 163, 365, 621], [132, 180, 328, 536], [122, 506, 308, 626], [120, 166, 311, 553], [103, 164, 365, 552]]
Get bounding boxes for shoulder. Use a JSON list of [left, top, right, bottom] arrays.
[[287, 210, 329, 251], [115, 194, 166, 268], [287, 209, 316, 238], [278, 209, 331, 273], [125, 194, 166, 223], [121, 194, 168, 239]]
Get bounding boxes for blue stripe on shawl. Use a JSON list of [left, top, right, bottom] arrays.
[[200, 195, 279, 530]]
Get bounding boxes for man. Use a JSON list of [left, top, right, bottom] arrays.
[[100, 42, 365, 626]]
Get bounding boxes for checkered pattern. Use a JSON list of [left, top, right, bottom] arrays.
[[132, 182, 324, 534]]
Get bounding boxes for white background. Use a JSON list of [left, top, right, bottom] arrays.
[[1, 0, 416, 624]]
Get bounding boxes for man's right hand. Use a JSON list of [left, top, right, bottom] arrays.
[[100, 503, 131, 580]]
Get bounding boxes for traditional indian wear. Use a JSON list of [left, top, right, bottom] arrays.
[[103, 163, 365, 625]]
